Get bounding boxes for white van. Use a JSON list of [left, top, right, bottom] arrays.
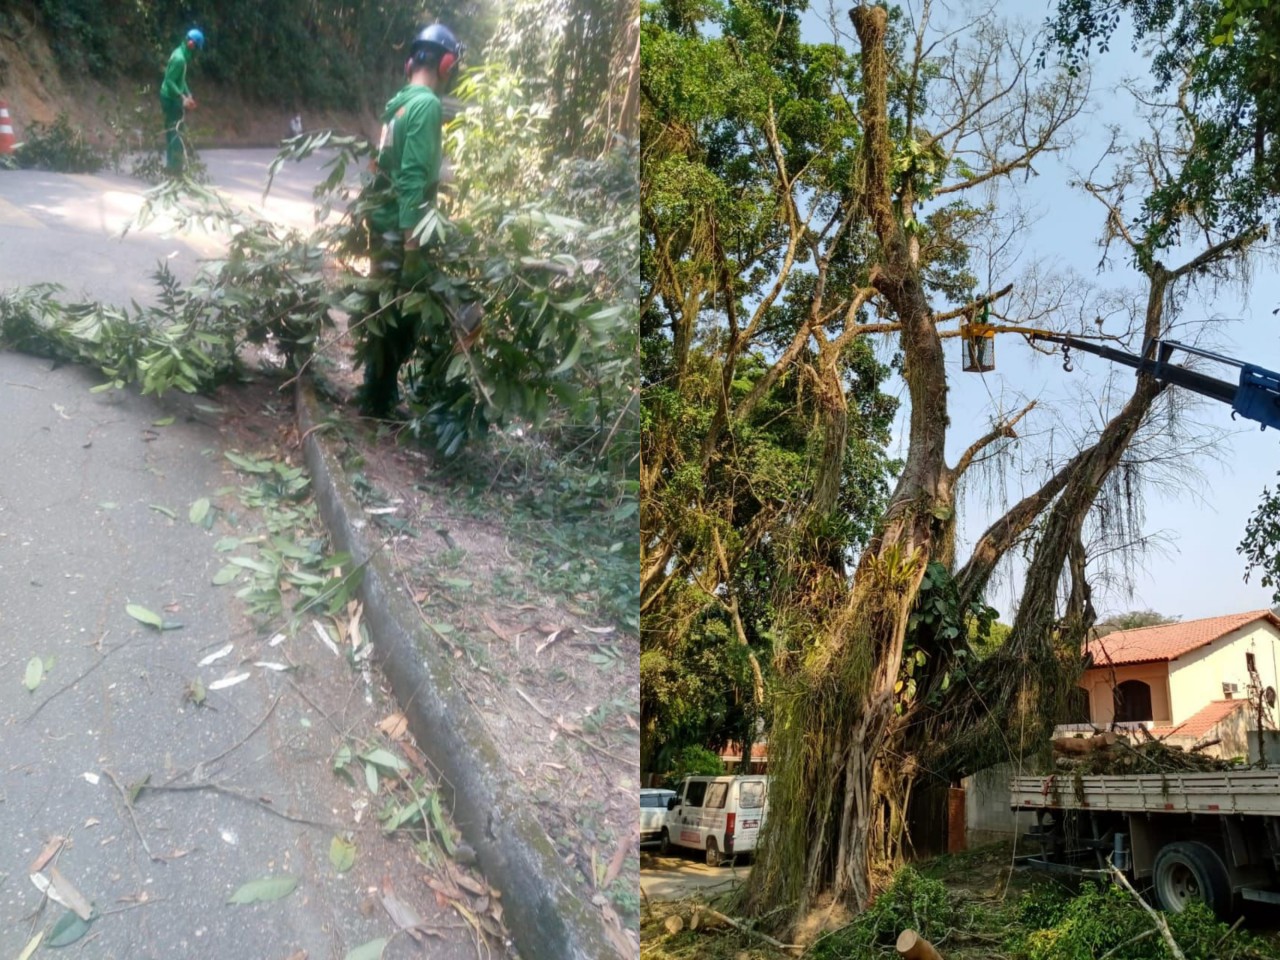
[[660, 775, 768, 866]]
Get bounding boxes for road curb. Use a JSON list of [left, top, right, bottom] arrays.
[[296, 381, 616, 960]]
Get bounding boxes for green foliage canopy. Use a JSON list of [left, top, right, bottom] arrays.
[[1043, 0, 1280, 253], [640, 0, 904, 769]]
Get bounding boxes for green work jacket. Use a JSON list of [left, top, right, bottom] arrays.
[[160, 45, 192, 104], [370, 83, 443, 236]]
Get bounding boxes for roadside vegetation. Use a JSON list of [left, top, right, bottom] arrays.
[[642, 847, 1278, 960]]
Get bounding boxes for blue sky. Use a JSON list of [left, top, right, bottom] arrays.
[[799, 1, 1280, 622]]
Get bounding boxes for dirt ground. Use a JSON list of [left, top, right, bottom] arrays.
[[206, 332, 640, 953], [306, 342, 641, 938], [192, 376, 515, 956]]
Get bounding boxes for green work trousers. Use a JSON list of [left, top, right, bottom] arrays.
[[359, 232, 421, 417], [161, 96, 186, 174]]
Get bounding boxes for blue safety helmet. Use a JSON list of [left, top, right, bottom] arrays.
[[186, 28, 205, 51], [411, 24, 461, 59]]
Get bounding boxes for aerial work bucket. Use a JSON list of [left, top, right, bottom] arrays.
[[961, 323, 995, 372]]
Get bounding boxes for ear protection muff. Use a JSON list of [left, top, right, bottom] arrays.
[[186, 39, 196, 50], [438, 52, 456, 81]]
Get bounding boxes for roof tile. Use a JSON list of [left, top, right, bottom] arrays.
[[1086, 609, 1278, 666], [1149, 699, 1248, 739]]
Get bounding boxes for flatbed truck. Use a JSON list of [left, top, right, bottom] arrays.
[[1010, 769, 1280, 916]]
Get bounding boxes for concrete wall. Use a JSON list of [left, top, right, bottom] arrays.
[[962, 762, 1031, 845], [1169, 622, 1280, 724], [1081, 662, 1173, 725], [1247, 730, 1280, 765]]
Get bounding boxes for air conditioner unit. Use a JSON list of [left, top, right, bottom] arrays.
[[1223, 682, 1239, 698]]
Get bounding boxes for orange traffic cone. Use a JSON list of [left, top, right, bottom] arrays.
[[0, 100, 15, 154]]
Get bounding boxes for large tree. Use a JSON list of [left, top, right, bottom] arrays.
[[629, 1, 1259, 926], [640, 0, 900, 773]]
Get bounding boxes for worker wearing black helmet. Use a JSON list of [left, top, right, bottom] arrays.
[[357, 23, 464, 418], [160, 28, 204, 175]]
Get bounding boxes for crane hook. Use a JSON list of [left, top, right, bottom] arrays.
[[1062, 345, 1073, 373]]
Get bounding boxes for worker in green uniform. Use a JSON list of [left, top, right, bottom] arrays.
[[356, 23, 463, 418], [160, 29, 204, 176]]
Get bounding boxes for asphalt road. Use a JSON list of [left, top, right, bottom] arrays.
[[0, 149, 332, 304], [640, 851, 751, 902], [0, 154, 474, 959]]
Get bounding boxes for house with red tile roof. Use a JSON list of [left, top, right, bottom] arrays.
[[719, 741, 768, 774], [1065, 609, 1280, 758]]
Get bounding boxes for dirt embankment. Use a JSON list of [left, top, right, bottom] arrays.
[[0, 9, 375, 150]]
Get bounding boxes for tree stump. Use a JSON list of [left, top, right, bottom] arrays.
[[897, 929, 943, 960]]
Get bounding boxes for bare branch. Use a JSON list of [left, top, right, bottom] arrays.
[[950, 400, 1037, 481]]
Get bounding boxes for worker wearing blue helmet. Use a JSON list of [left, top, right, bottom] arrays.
[[356, 23, 465, 418], [160, 29, 204, 175]]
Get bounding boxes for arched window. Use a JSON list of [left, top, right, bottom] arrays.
[[1066, 687, 1091, 724], [1115, 680, 1153, 723]]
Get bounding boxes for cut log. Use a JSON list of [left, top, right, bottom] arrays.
[[1053, 732, 1117, 755], [897, 929, 943, 960], [664, 915, 684, 936]]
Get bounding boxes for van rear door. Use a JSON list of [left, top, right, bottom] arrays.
[[734, 779, 767, 851]]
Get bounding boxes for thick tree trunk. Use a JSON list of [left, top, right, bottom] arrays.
[[746, 5, 954, 920]]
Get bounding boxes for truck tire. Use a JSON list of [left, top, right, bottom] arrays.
[[705, 837, 721, 868], [660, 828, 672, 857], [1152, 841, 1232, 918]]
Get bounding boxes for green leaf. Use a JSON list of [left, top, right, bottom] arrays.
[[333, 743, 352, 772], [364, 761, 379, 795], [225, 451, 272, 474], [428, 792, 456, 856], [550, 335, 584, 375], [329, 836, 356, 873], [382, 797, 428, 833], [23, 657, 44, 692], [189, 498, 211, 524], [229, 556, 275, 574], [360, 748, 407, 772], [149, 504, 177, 519], [227, 875, 298, 904], [152, 416, 175, 427], [126, 604, 164, 629], [344, 939, 388, 960], [212, 565, 240, 585], [46, 911, 92, 947]]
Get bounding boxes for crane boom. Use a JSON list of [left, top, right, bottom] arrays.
[[960, 320, 1280, 429]]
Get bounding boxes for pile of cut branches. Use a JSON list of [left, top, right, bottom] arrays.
[[1052, 732, 1239, 775]]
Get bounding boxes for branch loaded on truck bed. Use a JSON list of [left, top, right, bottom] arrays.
[[1011, 770, 1280, 816]]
